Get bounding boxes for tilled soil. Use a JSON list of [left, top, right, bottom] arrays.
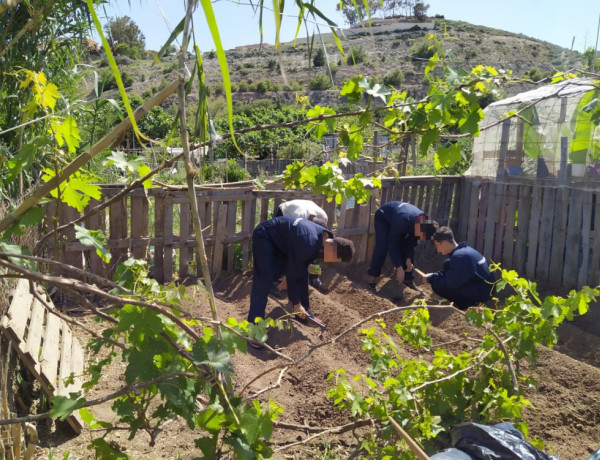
[[36, 258, 600, 459]]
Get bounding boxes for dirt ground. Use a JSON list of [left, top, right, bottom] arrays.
[[34, 252, 600, 459]]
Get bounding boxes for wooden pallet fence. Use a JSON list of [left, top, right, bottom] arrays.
[[0, 279, 84, 434], [45, 178, 463, 282], [461, 178, 600, 289]]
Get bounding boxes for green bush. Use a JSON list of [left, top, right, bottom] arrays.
[[313, 48, 326, 67], [348, 46, 367, 65], [238, 81, 249, 92], [202, 159, 249, 183], [308, 74, 332, 90], [383, 69, 404, 88]]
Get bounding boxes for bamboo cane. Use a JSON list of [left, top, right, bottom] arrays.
[[387, 416, 431, 460]]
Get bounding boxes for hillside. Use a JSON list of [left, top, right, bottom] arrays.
[[97, 17, 583, 110]]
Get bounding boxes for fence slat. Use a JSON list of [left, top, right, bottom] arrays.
[[536, 187, 556, 281], [131, 196, 149, 260], [179, 203, 192, 277], [502, 184, 519, 268], [548, 187, 570, 283], [563, 189, 584, 287], [589, 193, 600, 283], [525, 185, 543, 279], [212, 202, 227, 276], [513, 184, 532, 274], [577, 191, 593, 288], [226, 200, 238, 273], [163, 198, 174, 283]]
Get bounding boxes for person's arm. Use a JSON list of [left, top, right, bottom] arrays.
[[428, 254, 475, 289]]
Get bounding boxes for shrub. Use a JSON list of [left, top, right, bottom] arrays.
[[238, 81, 249, 92], [348, 46, 367, 65], [202, 159, 248, 183], [383, 69, 404, 88], [308, 74, 332, 90], [255, 80, 270, 93], [313, 48, 326, 67]]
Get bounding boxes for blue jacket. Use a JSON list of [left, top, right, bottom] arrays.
[[255, 216, 330, 307], [378, 201, 425, 267], [427, 242, 495, 308]]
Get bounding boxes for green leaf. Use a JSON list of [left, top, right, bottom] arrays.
[[103, 150, 143, 173], [154, 17, 185, 64], [52, 116, 81, 154], [137, 164, 153, 188], [0, 239, 34, 269], [49, 393, 86, 420], [42, 169, 101, 212], [74, 224, 111, 263], [90, 438, 131, 460], [434, 143, 463, 170], [5, 143, 35, 183]]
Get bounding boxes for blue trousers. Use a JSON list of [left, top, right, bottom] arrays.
[[248, 228, 284, 323], [367, 210, 414, 280]]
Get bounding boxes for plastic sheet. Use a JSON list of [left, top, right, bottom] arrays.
[[430, 422, 557, 460]]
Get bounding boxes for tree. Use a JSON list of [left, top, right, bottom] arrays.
[[337, 0, 382, 26], [313, 47, 326, 67], [104, 16, 145, 53], [413, 2, 430, 20]]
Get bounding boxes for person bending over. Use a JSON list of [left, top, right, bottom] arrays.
[[248, 216, 354, 327], [423, 226, 495, 309], [367, 201, 438, 301], [274, 199, 329, 293]]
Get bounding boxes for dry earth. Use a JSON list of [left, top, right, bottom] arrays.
[[34, 253, 600, 459]]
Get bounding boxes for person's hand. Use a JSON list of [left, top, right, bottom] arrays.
[[292, 304, 308, 319], [405, 258, 414, 272], [395, 266, 405, 282], [278, 276, 287, 290]]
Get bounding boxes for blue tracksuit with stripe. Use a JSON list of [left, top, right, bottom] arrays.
[[248, 216, 329, 323], [368, 201, 425, 280], [427, 242, 495, 309]]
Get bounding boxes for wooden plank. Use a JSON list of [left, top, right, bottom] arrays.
[[153, 195, 165, 283], [212, 202, 227, 275], [448, 180, 462, 230], [240, 200, 256, 269], [492, 183, 508, 262], [57, 326, 73, 398], [24, 299, 46, 371], [225, 200, 238, 273], [322, 199, 336, 228], [259, 197, 270, 222], [562, 189, 583, 288], [85, 198, 105, 277], [483, 182, 501, 260], [130, 196, 149, 260], [109, 197, 128, 275], [62, 204, 83, 271], [178, 203, 192, 277], [502, 184, 519, 268], [40, 311, 61, 389], [71, 338, 85, 391], [445, 182, 458, 229], [162, 198, 174, 283], [536, 187, 556, 281], [589, 193, 600, 283], [456, 178, 471, 241], [465, 179, 481, 246], [525, 185, 543, 279], [5, 279, 34, 343], [474, 182, 489, 251], [577, 190, 593, 288], [548, 187, 570, 283], [513, 184, 532, 274]]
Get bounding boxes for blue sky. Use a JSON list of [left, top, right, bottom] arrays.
[[98, 1, 600, 53]]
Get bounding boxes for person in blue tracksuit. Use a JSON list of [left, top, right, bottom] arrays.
[[424, 226, 496, 309], [248, 216, 355, 324], [367, 201, 438, 300]]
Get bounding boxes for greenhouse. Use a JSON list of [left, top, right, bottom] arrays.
[[467, 78, 600, 182]]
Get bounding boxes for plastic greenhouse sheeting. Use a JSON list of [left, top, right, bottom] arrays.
[[467, 78, 600, 180], [430, 422, 558, 460]]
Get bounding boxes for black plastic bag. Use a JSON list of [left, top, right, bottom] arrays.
[[431, 422, 557, 460]]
